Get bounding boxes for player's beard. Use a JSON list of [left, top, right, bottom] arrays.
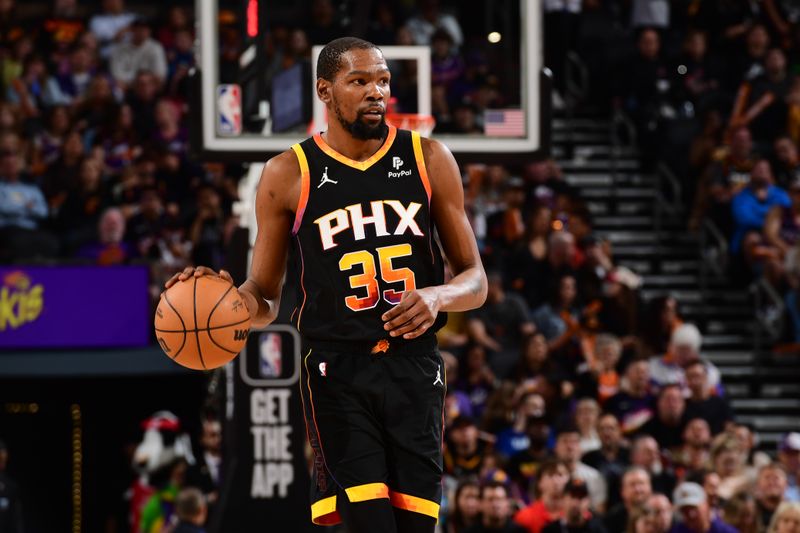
[[333, 100, 388, 140]]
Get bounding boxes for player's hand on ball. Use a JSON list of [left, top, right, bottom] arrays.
[[382, 287, 440, 340], [164, 266, 234, 290]]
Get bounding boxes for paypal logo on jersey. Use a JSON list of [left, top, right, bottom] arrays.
[[388, 156, 412, 178]]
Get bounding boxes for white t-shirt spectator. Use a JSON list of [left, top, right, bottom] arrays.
[[406, 13, 463, 48], [109, 38, 167, 85]]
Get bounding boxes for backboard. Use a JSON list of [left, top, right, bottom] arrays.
[[193, 0, 549, 162]]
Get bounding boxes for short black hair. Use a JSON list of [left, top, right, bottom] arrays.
[[317, 37, 381, 81]]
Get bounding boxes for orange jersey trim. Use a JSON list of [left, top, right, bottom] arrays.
[[295, 234, 308, 332], [313, 126, 397, 171], [389, 490, 440, 520], [291, 144, 310, 235], [411, 131, 431, 203], [310, 495, 340, 525], [345, 482, 390, 502]]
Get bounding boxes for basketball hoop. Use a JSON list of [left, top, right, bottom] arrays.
[[386, 113, 436, 137]]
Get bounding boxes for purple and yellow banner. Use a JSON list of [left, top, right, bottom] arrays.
[[0, 266, 150, 348]]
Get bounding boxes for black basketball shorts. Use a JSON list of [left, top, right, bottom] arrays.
[[298, 337, 445, 526]]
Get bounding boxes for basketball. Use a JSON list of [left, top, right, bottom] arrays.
[[154, 276, 251, 370]]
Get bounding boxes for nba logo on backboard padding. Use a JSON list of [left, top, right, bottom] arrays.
[[258, 332, 282, 377], [217, 84, 242, 136]]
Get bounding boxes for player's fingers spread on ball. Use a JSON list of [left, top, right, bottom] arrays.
[[176, 266, 195, 281], [193, 266, 217, 277], [218, 269, 234, 284]]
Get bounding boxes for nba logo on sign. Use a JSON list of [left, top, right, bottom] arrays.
[[258, 333, 282, 377], [217, 84, 242, 136]]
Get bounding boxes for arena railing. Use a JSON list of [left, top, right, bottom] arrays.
[[751, 276, 785, 357], [654, 161, 683, 242]]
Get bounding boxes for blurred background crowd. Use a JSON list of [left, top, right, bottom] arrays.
[[3, 0, 800, 533]]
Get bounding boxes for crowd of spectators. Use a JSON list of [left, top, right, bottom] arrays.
[[0, 0, 241, 298], [434, 155, 800, 533], [566, 0, 800, 344], [3, 1, 800, 533]]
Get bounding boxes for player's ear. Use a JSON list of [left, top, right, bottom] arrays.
[[317, 78, 332, 105]]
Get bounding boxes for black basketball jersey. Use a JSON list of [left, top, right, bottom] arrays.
[[289, 126, 446, 346]]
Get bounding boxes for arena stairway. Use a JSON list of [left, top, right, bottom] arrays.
[[552, 116, 800, 452]]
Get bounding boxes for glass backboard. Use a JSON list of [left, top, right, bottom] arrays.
[[194, 0, 548, 161]]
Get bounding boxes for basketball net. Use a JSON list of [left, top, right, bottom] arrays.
[[386, 113, 436, 137]]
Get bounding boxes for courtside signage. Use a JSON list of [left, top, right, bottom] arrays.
[[0, 266, 150, 348]]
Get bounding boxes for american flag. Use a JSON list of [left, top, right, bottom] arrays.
[[484, 109, 525, 136]]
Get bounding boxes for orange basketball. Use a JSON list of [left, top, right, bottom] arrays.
[[154, 276, 251, 370]]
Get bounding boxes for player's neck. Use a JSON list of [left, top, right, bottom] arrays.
[[321, 124, 387, 163]]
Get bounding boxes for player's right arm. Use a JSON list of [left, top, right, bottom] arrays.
[[165, 150, 299, 329], [237, 151, 299, 328]]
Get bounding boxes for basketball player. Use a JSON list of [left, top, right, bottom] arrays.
[[166, 37, 487, 532]]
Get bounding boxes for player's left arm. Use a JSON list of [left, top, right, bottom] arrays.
[[382, 138, 487, 339]]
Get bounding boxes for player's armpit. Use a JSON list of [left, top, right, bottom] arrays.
[[238, 151, 300, 328]]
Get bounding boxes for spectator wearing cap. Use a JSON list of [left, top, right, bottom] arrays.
[[756, 463, 790, 530], [779, 433, 800, 502], [171, 487, 207, 533], [582, 413, 630, 509], [649, 323, 723, 397], [606, 359, 656, 435], [514, 459, 570, 533], [109, 17, 167, 89], [444, 416, 485, 478], [466, 480, 526, 533], [0, 439, 23, 533], [640, 384, 688, 453], [554, 425, 607, 511], [671, 481, 738, 533], [605, 467, 653, 533], [542, 478, 607, 533], [684, 360, 735, 435]]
